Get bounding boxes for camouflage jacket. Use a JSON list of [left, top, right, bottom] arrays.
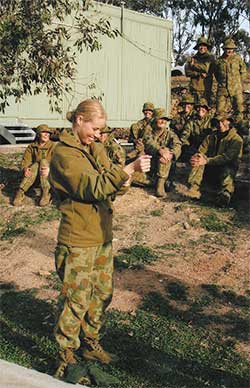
[[185, 52, 215, 93], [21, 139, 56, 170], [143, 125, 182, 161], [49, 129, 129, 247], [180, 113, 213, 150], [199, 127, 243, 167], [214, 53, 246, 95], [103, 133, 126, 168], [128, 118, 152, 143], [170, 109, 194, 137]]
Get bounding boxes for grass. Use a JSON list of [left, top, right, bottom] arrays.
[[200, 212, 231, 232], [0, 288, 249, 388], [0, 208, 60, 240], [114, 245, 158, 270], [150, 208, 164, 217]]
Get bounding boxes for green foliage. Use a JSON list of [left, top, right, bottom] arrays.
[[114, 244, 158, 270], [150, 208, 163, 217], [200, 213, 230, 232], [0, 0, 119, 113], [0, 208, 60, 240]]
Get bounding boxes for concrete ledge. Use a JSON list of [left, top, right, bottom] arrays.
[[0, 359, 87, 388], [0, 144, 27, 154]]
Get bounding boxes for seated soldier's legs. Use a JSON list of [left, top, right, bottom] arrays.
[[187, 165, 205, 199], [216, 165, 238, 206], [216, 93, 231, 115], [13, 163, 39, 205], [39, 159, 51, 206], [155, 161, 172, 197]]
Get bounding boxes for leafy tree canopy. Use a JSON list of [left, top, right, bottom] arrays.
[[0, 0, 119, 113]]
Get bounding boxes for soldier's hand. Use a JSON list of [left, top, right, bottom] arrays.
[[159, 148, 173, 162], [201, 73, 208, 78], [190, 153, 207, 167], [135, 138, 144, 153], [40, 166, 50, 177], [134, 154, 151, 172], [24, 167, 32, 177]]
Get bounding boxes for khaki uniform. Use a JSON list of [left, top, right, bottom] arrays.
[[188, 127, 243, 196], [102, 133, 126, 168], [180, 113, 213, 159], [128, 118, 152, 144], [170, 109, 194, 138], [19, 139, 55, 193], [143, 125, 181, 181], [185, 52, 215, 104], [49, 129, 129, 351], [214, 53, 246, 120]]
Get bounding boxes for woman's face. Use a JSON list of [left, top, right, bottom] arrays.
[[76, 116, 106, 145]]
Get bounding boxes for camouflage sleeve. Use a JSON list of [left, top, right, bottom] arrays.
[[239, 57, 247, 82], [206, 139, 243, 166], [110, 141, 126, 168], [180, 121, 192, 146], [170, 131, 182, 160], [128, 122, 140, 143], [185, 62, 200, 79], [21, 144, 33, 170], [143, 134, 161, 156]]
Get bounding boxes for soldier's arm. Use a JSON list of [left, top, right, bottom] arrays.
[[143, 134, 161, 156], [205, 139, 243, 166], [239, 57, 247, 82], [180, 122, 192, 146], [21, 145, 33, 170], [185, 62, 200, 79], [169, 131, 182, 160]]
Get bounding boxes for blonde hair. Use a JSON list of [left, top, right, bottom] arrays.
[[66, 99, 106, 123]]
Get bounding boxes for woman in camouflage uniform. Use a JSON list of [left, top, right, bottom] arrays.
[[49, 99, 151, 377]]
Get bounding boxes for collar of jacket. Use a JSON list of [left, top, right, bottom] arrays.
[[59, 128, 88, 151], [30, 140, 52, 149], [214, 127, 237, 139], [194, 52, 212, 60]]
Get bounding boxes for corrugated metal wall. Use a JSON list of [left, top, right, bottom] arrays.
[[0, 3, 172, 128]]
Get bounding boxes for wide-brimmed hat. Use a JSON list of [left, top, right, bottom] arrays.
[[193, 37, 212, 50], [100, 126, 113, 134], [223, 38, 237, 49], [142, 102, 155, 112], [195, 98, 210, 110], [36, 124, 53, 134], [153, 108, 172, 121], [179, 95, 195, 106], [213, 113, 234, 122]]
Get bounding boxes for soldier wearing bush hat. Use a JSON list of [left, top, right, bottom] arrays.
[[13, 123, 56, 207], [142, 107, 181, 197], [97, 126, 125, 168], [171, 94, 195, 137], [128, 102, 155, 145], [180, 97, 214, 161], [214, 37, 246, 122], [185, 36, 215, 105], [186, 109, 242, 207]]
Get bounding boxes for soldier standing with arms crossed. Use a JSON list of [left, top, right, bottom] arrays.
[[49, 99, 151, 379]]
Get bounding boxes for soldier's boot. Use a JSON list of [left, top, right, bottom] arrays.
[[54, 348, 78, 379], [186, 185, 201, 199], [82, 338, 118, 365], [216, 191, 231, 208], [13, 189, 25, 206], [156, 178, 166, 197], [39, 188, 51, 207]]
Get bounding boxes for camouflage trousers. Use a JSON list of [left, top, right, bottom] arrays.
[[216, 90, 244, 121], [54, 242, 113, 351], [19, 161, 50, 192], [188, 164, 238, 194]]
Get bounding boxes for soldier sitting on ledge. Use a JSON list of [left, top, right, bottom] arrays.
[[13, 124, 56, 206], [186, 113, 243, 207]]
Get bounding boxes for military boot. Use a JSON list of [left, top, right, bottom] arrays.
[[13, 189, 25, 206], [216, 191, 231, 208], [156, 178, 166, 197], [82, 338, 118, 365], [186, 185, 201, 199], [54, 348, 78, 379], [39, 189, 51, 207]]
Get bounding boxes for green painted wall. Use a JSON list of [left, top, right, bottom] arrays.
[[1, 2, 172, 128]]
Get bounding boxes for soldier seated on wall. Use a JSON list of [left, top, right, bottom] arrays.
[[186, 113, 243, 207], [180, 98, 214, 162], [13, 124, 56, 207], [170, 94, 195, 138], [127, 102, 155, 161], [97, 126, 126, 168], [142, 108, 182, 197]]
